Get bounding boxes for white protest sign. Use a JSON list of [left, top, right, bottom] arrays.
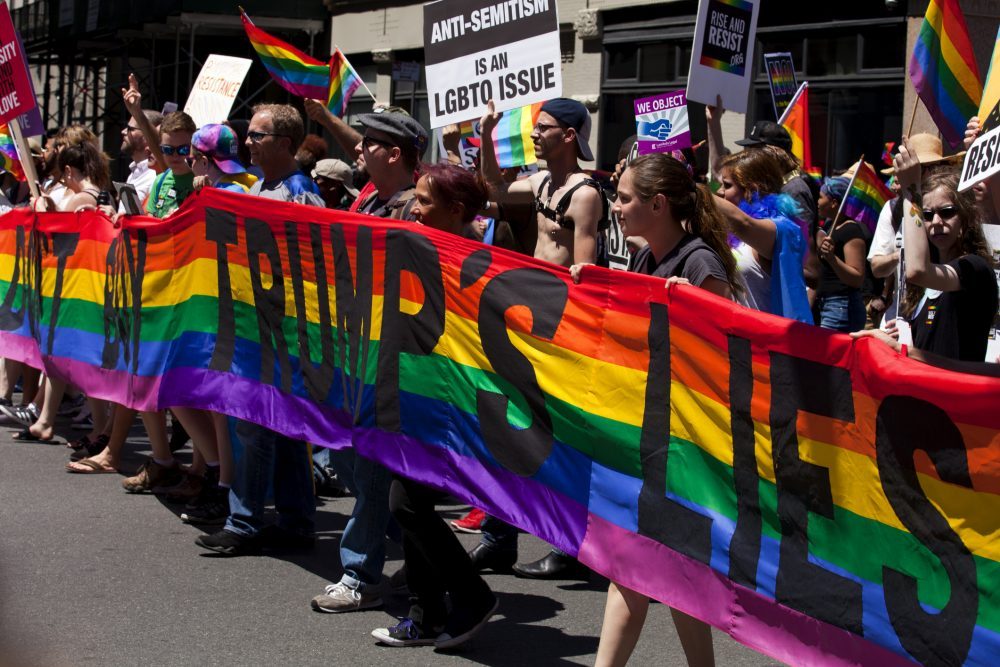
[[423, 0, 562, 129], [959, 123, 1000, 192], [184, 55, 253, 128], [686, 0, 760, 114]]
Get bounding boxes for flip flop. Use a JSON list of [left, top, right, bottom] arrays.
[[66, 458, 117, 474], [12, 429, 52, 443]]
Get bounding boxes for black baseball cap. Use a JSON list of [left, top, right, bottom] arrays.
[[357, 111, 429, 157], [735, 121, 793, 153], [539, 98, 594, 162]]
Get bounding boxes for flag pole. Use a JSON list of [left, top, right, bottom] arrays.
[[905, 96, 919, 138], [336, 46, 376, 101], [777, 81, 808, 125], [832, 154, 864, 231]]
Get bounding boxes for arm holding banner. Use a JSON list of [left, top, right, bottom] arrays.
[[714, 195, 777, 259], [122, 73, 166, 173], [304, 98, 362, 158], [479, 100, 534, 204], [895, 138, 963, 292]]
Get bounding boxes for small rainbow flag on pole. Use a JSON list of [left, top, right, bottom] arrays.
[[241, 10, 329, 101], [909, 0, 982, 148], [840, 160, 894, 233], [494, 102, 543, 168], [778, 82, 813, 170], [0, 124, 24, 181], [327, 49, 362, 117]]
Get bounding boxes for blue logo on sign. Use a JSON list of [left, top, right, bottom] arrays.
[[647, 119, 673, 141]]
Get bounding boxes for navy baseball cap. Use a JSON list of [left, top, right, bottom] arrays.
[[736, 121, 793, 153], [540, 98, 594, 162]]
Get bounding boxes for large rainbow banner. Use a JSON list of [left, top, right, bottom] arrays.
[[1, 189, 999, 666]]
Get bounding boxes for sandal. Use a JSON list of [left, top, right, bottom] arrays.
[[69, 434, 110, 462], [12, 428, 52, 443], [66, 458, 117, 474]]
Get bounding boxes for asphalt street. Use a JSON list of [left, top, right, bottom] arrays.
[[0, 409, 781, 666]]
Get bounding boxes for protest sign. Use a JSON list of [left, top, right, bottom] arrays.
[[0, 3, 36, 125], [3, 190, 1000, 667], [183, 55, 253, 128], [763, 52, 797, 119], [958, 122, 1000, 192], [423, 0, 562, 128], [634, 90, 691, 155], [686, 0, 760, 114]]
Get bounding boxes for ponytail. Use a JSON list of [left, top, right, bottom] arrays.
[[691, 183, 744, 299]]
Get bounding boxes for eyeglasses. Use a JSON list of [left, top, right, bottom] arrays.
[[362, 135, 394, 151], [534, 122, 562, 133], [126, 125, 141, 133], [921, 205, 959, 220], [160, 144, 191, 156], [247, 130, 287, 143]]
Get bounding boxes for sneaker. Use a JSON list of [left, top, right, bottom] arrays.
[[371, 617, 442, 647], [451, 508, 487, 534], [435, 596, 499, 649], [0, 403, 39, 427], [121, 459, 184, 494], [311, 581, 383, 613], [58, 394, 86, 416], [181, 486, 230, 525], [195, 529, 260, 556], [0, 397, 12, 408], [158, 473, 204, 503]]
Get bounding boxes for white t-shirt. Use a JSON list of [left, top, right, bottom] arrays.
[[120, 158, 157, 213], [734, 242, 770, 313], [868, 199, 901, 260]]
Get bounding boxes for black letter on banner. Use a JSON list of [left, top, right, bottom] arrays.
[[45, 232, 81, 357], [376, 229, 444, 432], [636, 303, 713, 563], [727, 335, 761, 587], [121, 229, 148, 373], [331, 225, 373, 421], [0, 225, 26, 330], [876, 395, 977, 666], [101, 236, 122, 369], [286, 222, 335, 403], [476, 268, 566, 477], [246, 217, 292, 392], [770, 353, 862, 635], [205, 207, 237, 372]]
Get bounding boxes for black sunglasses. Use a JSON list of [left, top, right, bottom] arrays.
[[247, 130, 287, 143], [160, 144, 191, 156], [921, 205, 959, 220]]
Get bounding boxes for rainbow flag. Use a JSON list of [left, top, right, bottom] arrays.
[[881, 141, 896, 166], [241, 11, 329, 101], [3, 190, 1000, 667], [805, 166, 822, 182], [909, 0, 982, 148], [0, 124, 24, 181], [780, 83, 813, 170], [494, 102, 543, 168], [459, 120, 477, 141], [326, 49, 362, 117], [841, 160, 894, 232]]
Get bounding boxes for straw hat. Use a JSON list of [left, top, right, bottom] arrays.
[[880, 133, 964, 174]]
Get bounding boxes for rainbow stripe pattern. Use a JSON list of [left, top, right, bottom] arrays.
[[0, 124, 24, 181], [842, 161, 895, 233], [326, 49, 362, 118], [780, 84, 813, 170], [494, 102, 542, 168], [242, 11, 330, 101], [2, 189, 999, 666], [909, 0, 982, 148]]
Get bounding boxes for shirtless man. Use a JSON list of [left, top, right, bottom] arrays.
[[480, 97, 602, 268], [475, 97, 601, 581]]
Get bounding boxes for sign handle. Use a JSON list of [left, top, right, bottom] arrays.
[[8, 116, 39, 199], [831, 154, 864, 231]]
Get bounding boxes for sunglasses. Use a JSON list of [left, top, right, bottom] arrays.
[[362, 135, 395, 151], [921, 205, 959, 221], [160, 144, 191, 157], [247, 130, 287, 143]]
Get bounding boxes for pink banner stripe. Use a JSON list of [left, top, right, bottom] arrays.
[[578, 513, 918, 667]]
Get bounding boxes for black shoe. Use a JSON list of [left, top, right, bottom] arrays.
[[258, 524, 316, 552], [168, 416, 189, 452], [435, 595, 499, 649], [512, 551, 589, 580], [195, 529, 260, 556], [181, 486, 230, 525], [467, 543, 516, 573]]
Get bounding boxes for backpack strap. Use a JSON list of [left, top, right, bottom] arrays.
[[535, 176, 609, 231]]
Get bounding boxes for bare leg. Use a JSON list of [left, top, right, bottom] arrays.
[[171, 407, 218, 467], [28, 377, 66, 440], [86, 398, 109, 440], [73, 405, 136, 469], [19, 365, 40, 405], [141, 410, 172, 463], [595, 582, 650, 667], [670, 608, 715, 667], [0, 358, 11, 400], [32, 375, 46, 412]]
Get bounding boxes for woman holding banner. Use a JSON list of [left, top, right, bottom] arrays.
[[572, 153, 742, 667]]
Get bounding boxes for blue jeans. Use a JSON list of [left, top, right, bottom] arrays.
[[226, 418, 315, 538], [817, 292, 866, 333], [325, 447, 393, 590]]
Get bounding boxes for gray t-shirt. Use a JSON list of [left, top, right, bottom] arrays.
[[628, 234, 730, 287], [781, 174, 817, 235], [249, 170, 325, 207]]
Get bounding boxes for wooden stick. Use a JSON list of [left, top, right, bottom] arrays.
[[8, 117, 39, 200], [777, 81, 808, 126], [905, 96, 919, 138]]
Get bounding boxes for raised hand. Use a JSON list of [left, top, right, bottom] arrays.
[[121, 72, 142, 116], [480, 99, 501, 135]]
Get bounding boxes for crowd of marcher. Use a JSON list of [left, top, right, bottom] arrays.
[[1, 68, 998, 662]]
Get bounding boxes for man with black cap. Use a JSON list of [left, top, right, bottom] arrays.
[[350, 109, 428, 221], [480, 97, 603, 269]]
